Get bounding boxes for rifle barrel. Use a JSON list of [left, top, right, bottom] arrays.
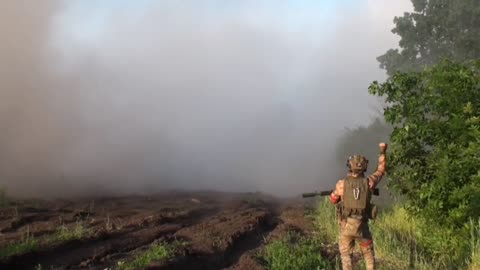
[[302, 193, 319, 198], [302, 188, 380, 198], [302, 190, 332, 198]]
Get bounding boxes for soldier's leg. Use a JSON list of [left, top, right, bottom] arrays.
[[359, 224, 375, 270], [339, 232, 355, 270], [359, 240, 375, 270]]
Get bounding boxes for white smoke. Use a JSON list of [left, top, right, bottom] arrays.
[[0, 0, 411, 197]]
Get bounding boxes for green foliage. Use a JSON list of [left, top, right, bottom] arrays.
[[369, 60, 480, 227], [117, 241, 182, 270], [0, 230, 38, 259], [378, 0, 480, 75], [261, 232, 331, 270]]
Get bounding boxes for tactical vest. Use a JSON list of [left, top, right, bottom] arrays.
[[341, 175, 371, 219]]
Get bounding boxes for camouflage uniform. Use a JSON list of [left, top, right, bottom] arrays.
[[330, 145, 386, 270], [338, 217, 375, 270]]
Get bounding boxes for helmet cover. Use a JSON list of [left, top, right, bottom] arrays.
[[347, 154, 369, 173]]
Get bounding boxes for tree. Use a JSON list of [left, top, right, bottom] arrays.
[[369, 60, 480, 227], [378, 0, 480, 76], [336, 1, 479, 192]]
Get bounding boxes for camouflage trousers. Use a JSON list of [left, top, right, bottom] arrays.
[[338, 217, 375, 270]]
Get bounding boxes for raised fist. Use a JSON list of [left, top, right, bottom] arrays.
[[379, 142, 388, 154]]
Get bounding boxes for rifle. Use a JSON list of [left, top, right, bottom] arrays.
[[302, 188, 379, 198]]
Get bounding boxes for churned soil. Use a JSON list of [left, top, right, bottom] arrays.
[[0, 192, 316, 270]]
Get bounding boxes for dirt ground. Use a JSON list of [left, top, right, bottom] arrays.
[[0, 191, 317, 270]]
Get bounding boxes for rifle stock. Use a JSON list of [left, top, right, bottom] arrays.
[[302, 188, 379, 198]]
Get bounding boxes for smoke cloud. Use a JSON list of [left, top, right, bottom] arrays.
[[0, 0, 411, 198]]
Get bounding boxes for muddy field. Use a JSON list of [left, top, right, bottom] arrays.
[[0, 191, 317, 270]]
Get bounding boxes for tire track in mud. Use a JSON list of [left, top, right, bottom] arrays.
[[79, 206, 221, 270], [0, 194, 305, 270], [0, 205, 220, 270], [225, 203, 316, 270], [153, 201, 281, 270]]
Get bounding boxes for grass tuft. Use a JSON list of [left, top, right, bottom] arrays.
[[52, 222, 90, 242], [0, 221, 93, 261], [0, 229, 38, 259], [117, 241, 184, 270]]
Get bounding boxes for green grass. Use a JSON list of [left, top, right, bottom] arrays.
[[369, 207, 439, 270], [468, 219, 480, 270], [313, 198, 480, 270], [117, 241, 183, 270], [0, 222, 92, 261], [0, 230, 38, 259], [260, 232, 332, 270], [312, 198, 339, 243]]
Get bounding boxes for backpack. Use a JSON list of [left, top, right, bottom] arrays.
[[341, 175, 371, 219]]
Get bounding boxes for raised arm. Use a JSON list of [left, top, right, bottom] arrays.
[[368, 142, 388, 189]]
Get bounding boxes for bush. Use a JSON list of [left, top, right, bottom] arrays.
[[369, 60, 480, 228]]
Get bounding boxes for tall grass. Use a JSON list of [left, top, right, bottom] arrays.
[[468, 219, 480, 270], [261, 232, 332, 270], [312, 197, 338, 244], [370, 207, 439, 270], [313, 198, 480, 270]]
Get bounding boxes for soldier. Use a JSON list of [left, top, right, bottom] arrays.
[[330, 143, 387, 270]]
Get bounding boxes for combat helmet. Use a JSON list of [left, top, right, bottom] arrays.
[[346, 154, 369, 173]]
